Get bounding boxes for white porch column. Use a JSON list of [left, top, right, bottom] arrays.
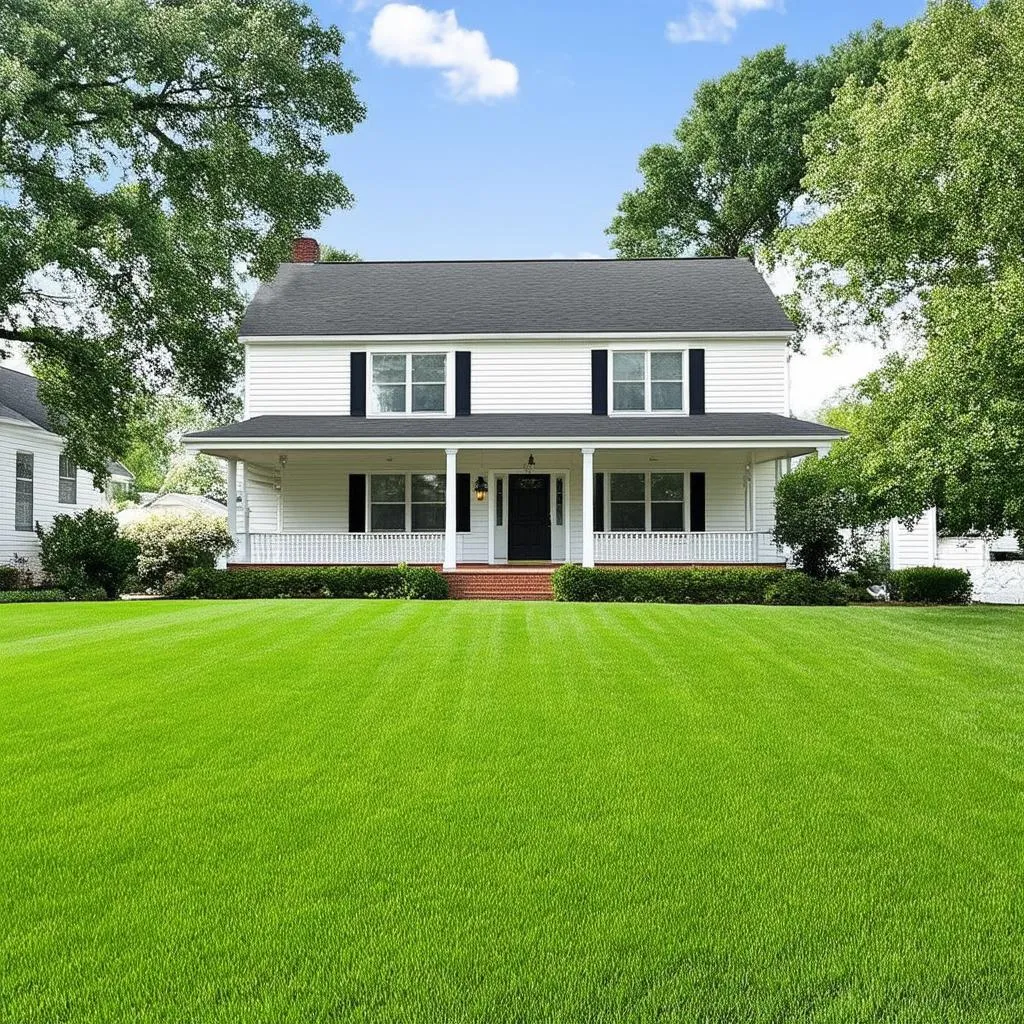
[[241, 466, 251, 563], [225, 458, 238, 557], [487, 470, 496, 565], [581, 447, 595, 568], [444, 448, 458, 571]]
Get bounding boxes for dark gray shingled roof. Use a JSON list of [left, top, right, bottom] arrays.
[[0, 365, 53, 430], [187, 413, 843, 442], [240, 258, 795, 337], [0, 366, 135, 479]]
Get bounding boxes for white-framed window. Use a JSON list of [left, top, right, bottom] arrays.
[[608, 472, 686, 532], [15, 452, 33, 531], [611, 351, 685, 413], [58, 454, 77, 504], [370, 353, 447, 415], [369, 473, 446, 532]]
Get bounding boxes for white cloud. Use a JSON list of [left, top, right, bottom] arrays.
[[369, 4, 519, 102], [667, 0, 782, 44]]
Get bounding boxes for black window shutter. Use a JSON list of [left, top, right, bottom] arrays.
[[690, 472, 706, 532], [350, 352, 367, 417], [594, 472, 605, 532], [456, 473, 471, 533], [688, 349, 705, 415], [455, 352, 471, 416], [349, 474, 366, 532], [591, 350, 608, 415]]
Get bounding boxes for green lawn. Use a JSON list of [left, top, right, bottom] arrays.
[[2, 601, 1023, 1023]]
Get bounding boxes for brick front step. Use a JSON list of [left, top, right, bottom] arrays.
[[444, 570, 555, 601]]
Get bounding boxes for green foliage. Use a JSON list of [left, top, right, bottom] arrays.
[[36, 509, 139, 598], [772, 458, 855, 579], [0, 589, 70, 603], [159, 455, 227, 503], [763, 573, 850, 607], [0, 0, 365, 478], [888, 567, 972, 605], [318, 244, 360, 262], [551, 564, 848, 605], [608, 26, 905, 260], [0, 558, 33, 591], [123, 514, 234, 594], [165, 566, 449, 601]]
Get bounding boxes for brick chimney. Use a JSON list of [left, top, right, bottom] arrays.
[[291, 237, 320, 263]]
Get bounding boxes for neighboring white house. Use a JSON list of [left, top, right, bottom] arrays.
[[184, 243, 844, 573], [0, 366, 134, 570], [890, 511, 1024, 604]]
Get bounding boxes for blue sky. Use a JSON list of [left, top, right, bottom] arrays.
[[314, 0, 925, 262]]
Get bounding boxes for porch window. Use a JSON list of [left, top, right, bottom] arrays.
[[608, 472, 685, 531], [15, 452, 33, 531], [611, 351, 684, 413], [371, 353, 446, 414], [411, 474, 445, 531], [58, 454, 77, 504], [370, 473, 447, 531], [609, 473, 645, 530], [370, 474, 406, 530]]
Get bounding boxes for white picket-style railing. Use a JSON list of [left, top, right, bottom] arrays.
[[247, 532, 444, 565], [594, 531, 780, 564]]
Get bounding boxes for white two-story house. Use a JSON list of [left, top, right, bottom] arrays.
[[185, 244, 842, 578]]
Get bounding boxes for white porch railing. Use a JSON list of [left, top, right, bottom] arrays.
[[594, 531, 781, 564], [247, 532, 444, 565]]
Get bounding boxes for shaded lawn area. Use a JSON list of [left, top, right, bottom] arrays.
[[1, 600, 1023, 1023]]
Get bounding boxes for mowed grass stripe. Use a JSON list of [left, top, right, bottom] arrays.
[[1, 601, 1022, 1023]]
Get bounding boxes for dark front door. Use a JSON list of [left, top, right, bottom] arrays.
[[508, 474, 551, 561]]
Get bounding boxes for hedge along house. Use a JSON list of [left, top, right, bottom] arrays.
[[185, 244, 843, 591]]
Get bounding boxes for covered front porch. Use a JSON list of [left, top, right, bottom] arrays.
[[203, 443, 807, 570]]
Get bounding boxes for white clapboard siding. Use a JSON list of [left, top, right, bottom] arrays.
[[243, 463, 281, 533], [242, 337, 789, 418], [704, 342, 788, 414], [0, 421, 108, 568], [889, 510, 937, 568], [470, 344, 592, 413], [246, 344, 350, 417]]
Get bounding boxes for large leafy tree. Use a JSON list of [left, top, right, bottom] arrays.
[[607, 25, 905, 259], [0, 0, 364, 477], [784, 0, 1024, 539]]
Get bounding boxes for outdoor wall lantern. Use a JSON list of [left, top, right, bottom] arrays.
[[474, 476, 489, 501]]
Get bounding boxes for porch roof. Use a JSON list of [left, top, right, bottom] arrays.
[[186, 412, 844, 451]]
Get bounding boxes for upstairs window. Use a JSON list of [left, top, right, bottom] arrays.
[[611, 351, 684, 413], [59, 454, 77, 504], [371, 353, 446, 414], [15, 452, 33, 531]]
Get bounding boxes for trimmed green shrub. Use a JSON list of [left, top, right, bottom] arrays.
[[764, 573, 849, 606], [888, 567, 972, 604], [0, 565, 28, 591], [0, 589, 70, 603], [164, 565, 449, 601], [551, 564, 847, 605], [36, 509, 140, 598], [124, 513, 234, 593]]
